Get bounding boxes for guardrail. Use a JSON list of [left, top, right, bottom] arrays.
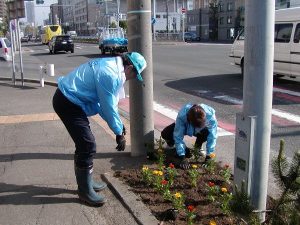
[[72, 36, 99, 44]]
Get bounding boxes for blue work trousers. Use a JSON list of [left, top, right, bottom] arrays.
[[52, 88, 96, 168]]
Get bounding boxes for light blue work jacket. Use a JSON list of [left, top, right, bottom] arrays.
[[58, 57, 125, 135], [174, 103, 218, 156]]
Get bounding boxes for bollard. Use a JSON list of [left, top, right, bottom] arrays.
[[47, 64, 55, 77], [40, 65, 45, 87]]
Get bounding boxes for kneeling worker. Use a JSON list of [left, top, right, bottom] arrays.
[[161, 103, 218, 169]]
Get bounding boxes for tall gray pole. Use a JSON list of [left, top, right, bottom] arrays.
[[10, 20, 16, 85], [16, 19, 24, 87], [243, 0, 275, 221], [153, 0, 156, 41], [127, 0, 154, 157]]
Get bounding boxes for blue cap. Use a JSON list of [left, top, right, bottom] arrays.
[[125, 52, 147, 82]]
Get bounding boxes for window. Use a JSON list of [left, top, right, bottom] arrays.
[[227, 2, 233, 11], [219, 17, 224, 25], [4, 39, 11, 47], [275, 23, 293, 43], [219, 2, 223, 12], [156, 15, 161, 19], [294, 23, 300, 43], [0, 41, 2, 48], [227, 16, 232, 24], [163, 15, 167, 19]]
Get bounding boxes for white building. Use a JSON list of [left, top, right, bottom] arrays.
[[25, 1, 35, 25]]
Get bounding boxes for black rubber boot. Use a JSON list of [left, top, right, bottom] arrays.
[[75, 166, 107, 206]]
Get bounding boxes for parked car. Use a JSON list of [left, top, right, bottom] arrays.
[[0, 37, 12, 61], [48, 35, 74, 54], [66, 30, 77, 37], [184, 32, 199, 42], [21, 36, 29, 43]]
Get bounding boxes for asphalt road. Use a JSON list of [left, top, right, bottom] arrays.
[[1, 41, 299, 172]]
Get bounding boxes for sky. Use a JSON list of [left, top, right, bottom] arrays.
[[34, 0, 58, 26]]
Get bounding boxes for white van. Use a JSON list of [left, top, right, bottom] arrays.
[[229, 7, 300, 78]]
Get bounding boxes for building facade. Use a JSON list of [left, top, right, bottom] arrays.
[[25, 1, 35, 25], [0, 0, 7, 21]]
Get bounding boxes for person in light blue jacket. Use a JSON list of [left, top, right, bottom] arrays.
[[52, 52, 147, 206], [161, 103, 218, 169]]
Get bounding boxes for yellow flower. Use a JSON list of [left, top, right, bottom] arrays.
[[153, 170, 159, 175], [209, 153, 216, 158], [221, 187, 228, 193], [158, 171, 163, 176], [209, 220, 217, 225], [174, 192, 182, 198], [192, 164, 198, 169], [142, 166, 149, 171]]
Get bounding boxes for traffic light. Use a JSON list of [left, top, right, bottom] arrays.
[[36, 0, 44, 4]]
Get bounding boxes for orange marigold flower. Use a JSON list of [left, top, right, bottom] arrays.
[[161, 180, 168, 185], [209, 220, 217, 225], [208, 181, 215, 187], [187, 205, 195, 212], [209, 153, 216, 158], [169, 163, 175, 168], [221, 187, 228, 193]]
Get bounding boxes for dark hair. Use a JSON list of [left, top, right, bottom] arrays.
[[187, 105, 206, 128]]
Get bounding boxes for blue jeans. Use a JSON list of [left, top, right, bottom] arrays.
[[52, 88, 96, 168]]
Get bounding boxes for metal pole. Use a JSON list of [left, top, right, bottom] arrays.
[[153, 0, 156, 41], [182, 12, 185, 41], [243, 0, 275, 222], [127, 0, 154, 157], [10, 20, 16, 85], [16, 19, 24, 87], [117, 0, 120, 28]]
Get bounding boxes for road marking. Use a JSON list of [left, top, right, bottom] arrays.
[[274, 87, 300, 97], [214, 95, 300, 124]]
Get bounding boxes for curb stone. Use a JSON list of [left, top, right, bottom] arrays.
[[101, 172, 159, 225]]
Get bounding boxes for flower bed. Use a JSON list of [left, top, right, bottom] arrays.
[[114, 147, 244, 225]]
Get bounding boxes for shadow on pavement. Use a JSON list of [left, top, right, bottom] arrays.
[[0, 183, 77, 205], [67, 54, 118, 59], [0, 82, 37, 90], [165, 74, 300, 106]]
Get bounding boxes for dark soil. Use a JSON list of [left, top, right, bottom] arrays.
[[114, 157, 242, 225]]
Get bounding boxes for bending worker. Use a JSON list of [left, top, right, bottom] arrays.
[[161, 103, 218, 169], [52, 52, 147, 206]]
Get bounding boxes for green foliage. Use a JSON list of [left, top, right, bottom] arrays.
[[191, 144, 200, 162], [268, 140, 300, 225], [119, 21, 127, 31], [188, 165, 200, 188], [109, 22, 117, 28], [230, 180, 253, 216], [156, 137, 165, 170]]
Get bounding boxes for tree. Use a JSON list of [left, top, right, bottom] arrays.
[[209, 0, 219, 41], [109, 22, 117, 28], [119, 21, 127, 31]]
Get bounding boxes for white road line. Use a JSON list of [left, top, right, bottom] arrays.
[[153, 101, 233, 137], [274, 87, 300, 97], [214, 95, 300, 124]]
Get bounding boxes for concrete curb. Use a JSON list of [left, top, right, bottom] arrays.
[[101, 172, 159, 225], [0, 77, 58, 87]]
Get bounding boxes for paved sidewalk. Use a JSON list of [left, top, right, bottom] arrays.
[[0, 80, 149, 225]]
